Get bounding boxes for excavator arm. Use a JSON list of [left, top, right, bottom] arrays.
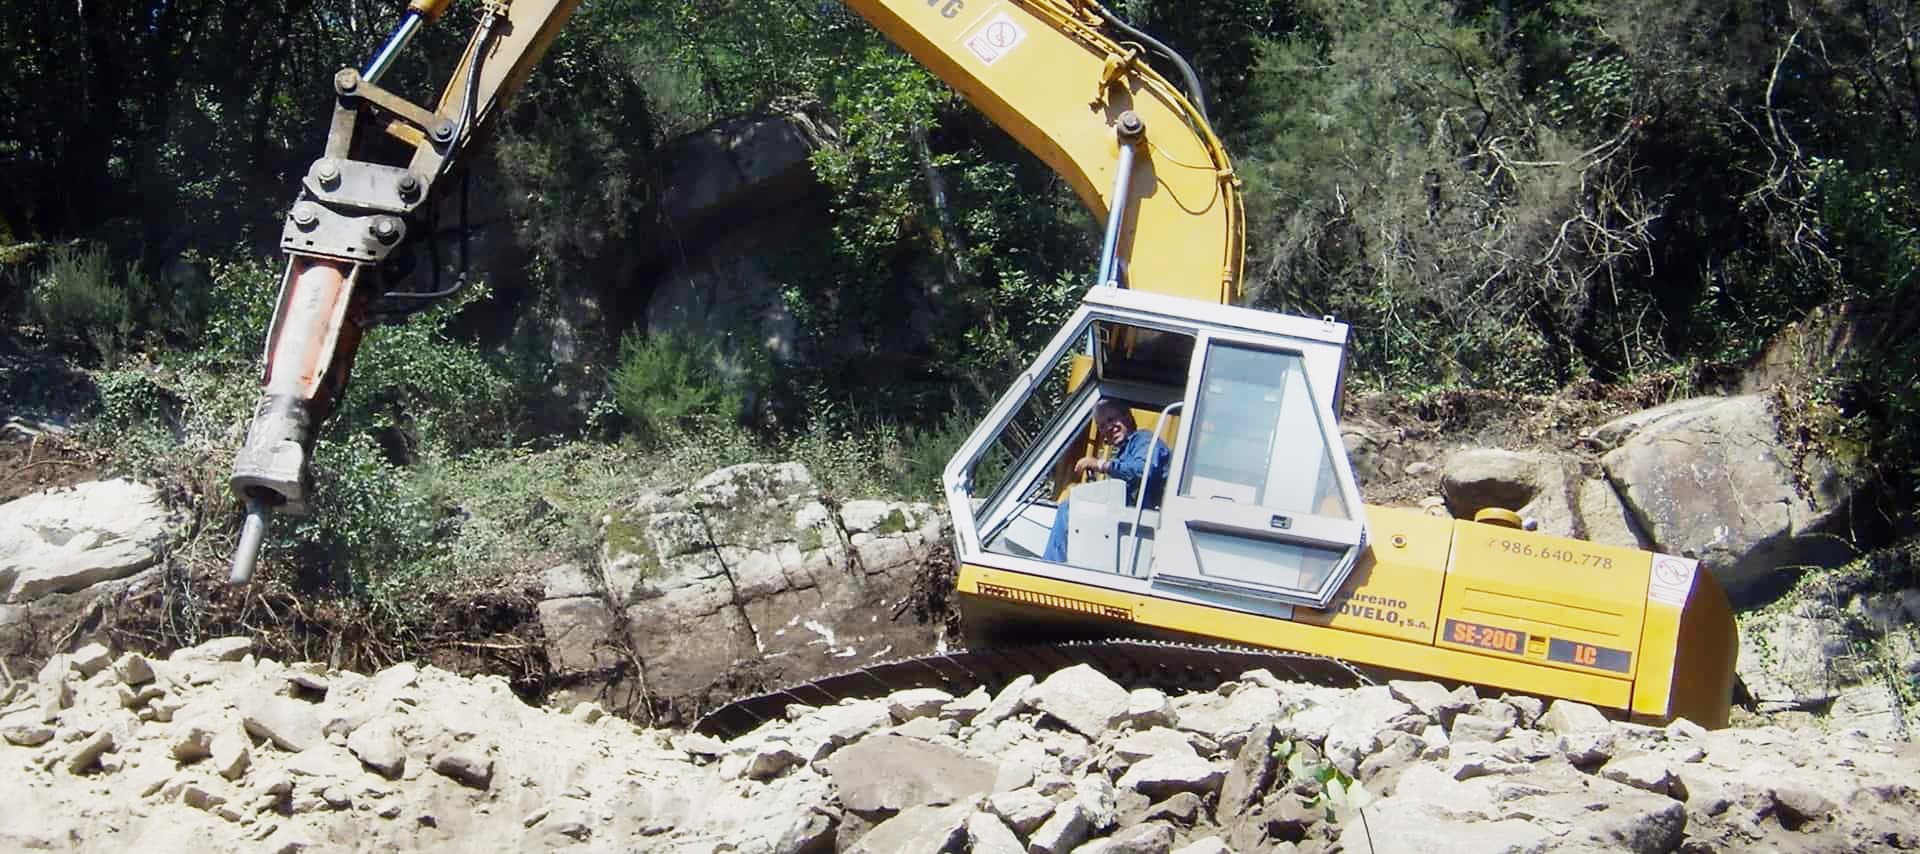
[[227, 0, 1244, 580]]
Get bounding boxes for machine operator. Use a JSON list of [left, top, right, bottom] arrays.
[[1043, 399, 1171, 563]]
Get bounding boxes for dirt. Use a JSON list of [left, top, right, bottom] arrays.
[[0, 434, 99, 503]]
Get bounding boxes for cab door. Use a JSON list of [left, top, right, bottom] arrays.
[[1152, 331, 1368, 609]]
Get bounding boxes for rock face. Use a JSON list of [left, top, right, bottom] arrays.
[[0, 478, 172, 602], [1597, 395, 1857, 601], [3, 647, 1916, 853], [539, 462, 948, 722]]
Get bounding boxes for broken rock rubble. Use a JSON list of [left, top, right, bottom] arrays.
[[2, 637, 1916, 852]]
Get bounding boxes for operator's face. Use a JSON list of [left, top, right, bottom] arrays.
[[1096, 409, 1131, 446]]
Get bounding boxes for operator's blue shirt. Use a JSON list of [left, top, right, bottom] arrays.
[[1107, 429, 1172, 509], [1042, 429, 1170, 563]]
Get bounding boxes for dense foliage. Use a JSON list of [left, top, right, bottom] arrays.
[[4, 0, 1918, 593]]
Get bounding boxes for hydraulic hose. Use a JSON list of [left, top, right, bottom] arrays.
[[1089, 2, 1210, 125]]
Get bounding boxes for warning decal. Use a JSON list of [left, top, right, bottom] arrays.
[[964, 11, 1027, 66], [1647, 555, 1697, 606]]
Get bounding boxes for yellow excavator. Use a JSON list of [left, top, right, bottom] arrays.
[[226, 0, 1737, 727]]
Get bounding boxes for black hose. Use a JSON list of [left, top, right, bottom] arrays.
[[378, 11, 497, 307], [1089, 2, 1210, 125]]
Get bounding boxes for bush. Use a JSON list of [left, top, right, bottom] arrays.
[[610, 330, 743, 441], [278, 433, 439, 601], [29, 243, 132, 361]]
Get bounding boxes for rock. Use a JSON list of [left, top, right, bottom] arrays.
[[1449, 712, 1514, 743], [1578, 476, 1648, 549], [674, 732, 727, 758], [975, 675, 1033, 728], [1550, 784, 1689, 853], [1075, 821, 1176, 854], [1356, 731, 1424, 790], [1355, 802, 1548, 853], [0, 478, 171, 602], [347, 717, 407, 778], [1539, 699, 1610, 734], [1028, 799, 1093, 854], [211, 728, 252, 780], [1026, 664, 1128, 738], [658, 105, 832, 229], [1112, 727, 1196, 764], [175, 637, 253, 662], [1388, 680, 1470, 726], [432, 747, 495, 789], [1118, 688, 1177, 729], [847, 801, 970, 854], [965, 812, 1024, 854], [542, 563, 600, 599], [1142, 792, 1203, 826], [1771, 785, 1837, 827], [1601, 394, 1858, 598], [536, 596, 621, 675], [1171, 839, 1232, 854], [1503, 695, 1545, 727], [3, 722, 55, 746], [1827, 684, 1905, 737], [1218, 722, 1280, 814], [743, 739, 805, 780], [1440, 448, 1575, 534], [65, 729, 113, 774], [887, 688, 953, 722], [116, 682, 162, 711], [319, 785, 352, 809], [1071, 776, 1121, 832], [1176, 685, 1282, 748], [36, 652, 73, 685], [941, 687, 990, 724], [891, 715, 959, 742], [1738, 612, 1857, 711], [70, 643, 112, 677], [241, 696, 321, 753], [1468, 697, 1520, 726], [171, 722, 215, 762], [821, 734, 994, 815], [986, 788, 1054, 834], [1601, 753, 1682, 798], [791, 701, 892, 753], [1665, 718, 1709, 741], [1115, 742, 1225, 799], [182, 780, 230, 811], [1323, 686, 1416, 773], [774, 806, 838, 854], [1557, 729, 1617, 766]]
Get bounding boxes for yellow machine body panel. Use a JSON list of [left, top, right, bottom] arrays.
[[956, 502, 1734, 724]]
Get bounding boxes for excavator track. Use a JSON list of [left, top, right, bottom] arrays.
[[692, 639, 1372, 738]]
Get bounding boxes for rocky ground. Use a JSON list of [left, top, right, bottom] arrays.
[[4, 637, 1917, 853]]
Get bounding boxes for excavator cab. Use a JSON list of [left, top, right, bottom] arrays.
[[944, 288, 1738, 728], [946, 287, 1367, 612]]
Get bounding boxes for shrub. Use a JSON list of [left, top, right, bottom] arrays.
[[610, 330, 743, 442], [29, 243, 132, 361], [277, 433, 439, 600]]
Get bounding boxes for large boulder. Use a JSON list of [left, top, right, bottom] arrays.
[[548, 462, 948, 722], [1440, 449, 1649, 548], [657, 102, 835, 233], [0, 478, 172, 603], [1599, 395, 1859, 601]]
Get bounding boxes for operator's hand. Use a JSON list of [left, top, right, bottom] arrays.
[[1074, 457, 1107, 476]]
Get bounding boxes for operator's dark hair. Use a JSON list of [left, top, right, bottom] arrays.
[[1094, 398, 1137, 428]]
